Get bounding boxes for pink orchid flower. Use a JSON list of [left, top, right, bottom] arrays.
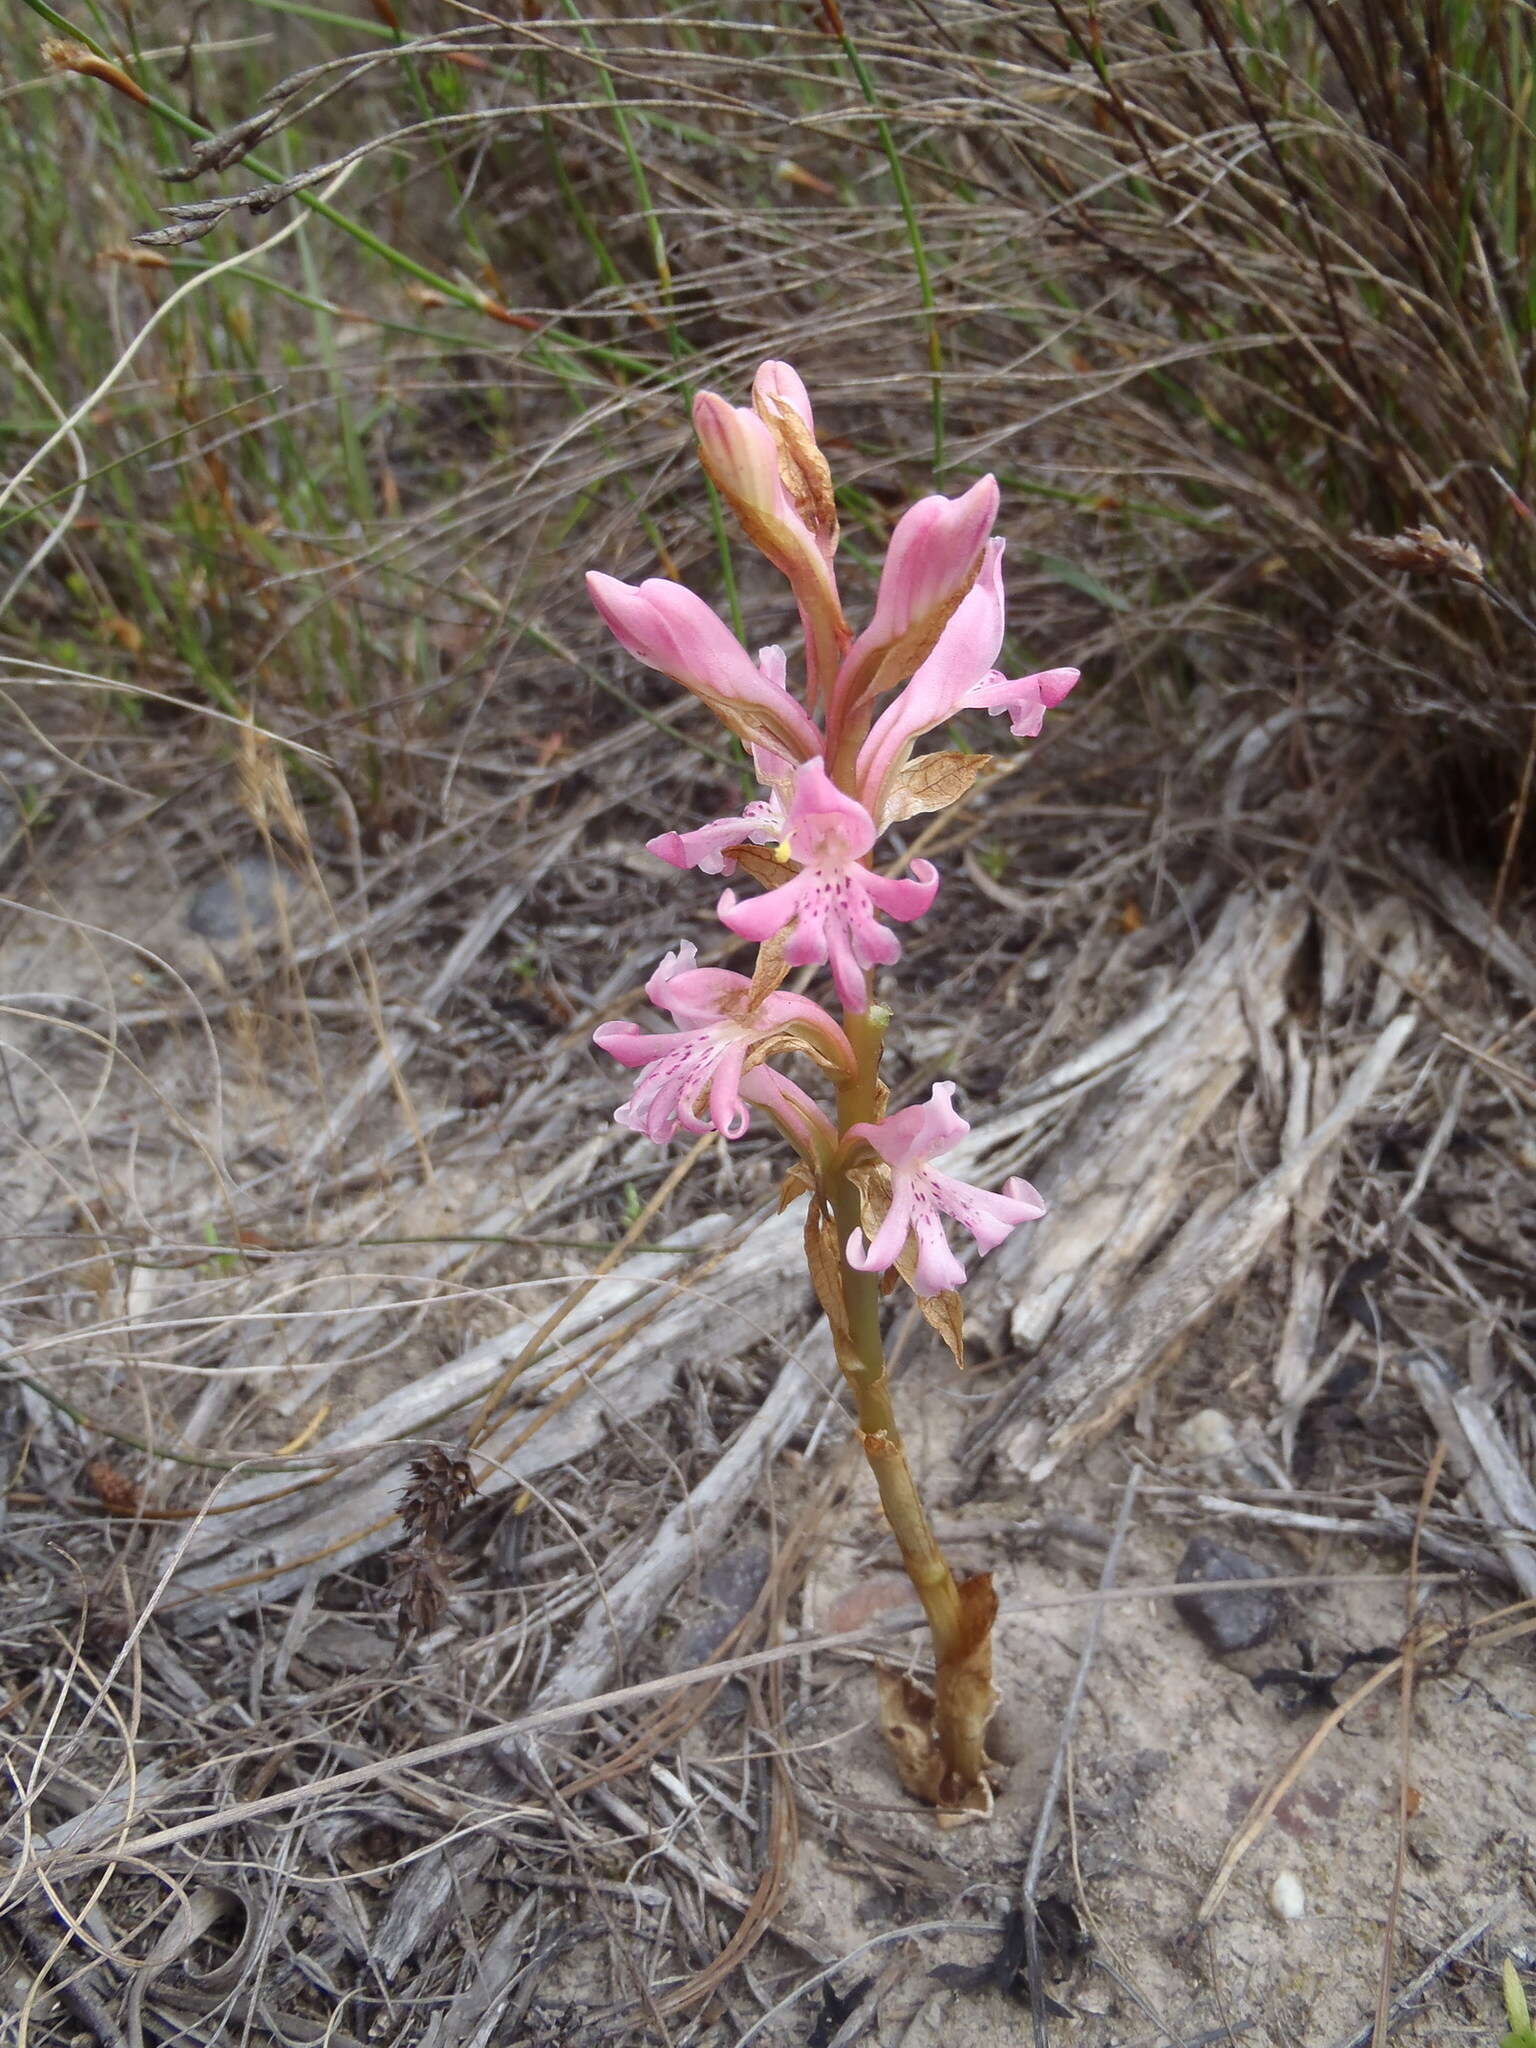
[[844, 1081, 1047, 1296], [716, 758, 939, 1012], [593, 942, 852, 1143], [854, 539, 1079, 823], [648, 711, 797, 877], [740, 1064, 838, 1164], [586, 571, 821, 761]]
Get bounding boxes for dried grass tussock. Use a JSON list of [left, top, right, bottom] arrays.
[[4, 4, 1536, 2044]]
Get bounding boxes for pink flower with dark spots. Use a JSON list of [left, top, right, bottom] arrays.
[[593, 943, 852, 1143], [854, 540, 1078, 824], [844, 1082, 1046, 1296], [716, 758, 938, 1012]]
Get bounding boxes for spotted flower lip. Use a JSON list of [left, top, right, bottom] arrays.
[[715, 758, 939, 1013], [844, 1081, 1047, 1296], [592, 942, 853, 1143], [854, 539, 1079, 823]]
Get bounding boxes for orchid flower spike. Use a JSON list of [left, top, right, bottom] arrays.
[[716, 758, 938, 1012], [693, 366, 848, 709], [586, 572, 821, 762], [593, 942, 852, 1144], [854, 539, 1079, 825], [844, 1081, 1046, 1296]]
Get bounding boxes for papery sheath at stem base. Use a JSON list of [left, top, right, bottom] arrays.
[[875, 1571, 1001, 1824]]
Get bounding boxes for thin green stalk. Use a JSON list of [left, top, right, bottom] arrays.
[[836, 25, 944, 478], [825, 1004, 990, 1799]]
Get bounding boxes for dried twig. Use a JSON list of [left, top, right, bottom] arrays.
[[1020, 1467, 1141, 2048]]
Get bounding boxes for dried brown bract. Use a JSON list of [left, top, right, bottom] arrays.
[[385, 1544, 457, 1645], [1352, 525, 1487, 585], [387, 1448, 477, 1643], [396, 1447, 477, 1546]]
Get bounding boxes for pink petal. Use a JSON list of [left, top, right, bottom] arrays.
[[585, 571, 820, 756], [642, 941, 699, 1005], [848, 1081, 969, 1168], [839, 476, 999, 685], [741, 1066, 838, 1158], [591, 1019, 659, 1070], [860, 858, 940, 923], [717, 875, 803, 945], [970, 664, 1080, 739], [647, 799, 781, 876], [866, 478, 1000, 643], [908, 1207, 968, 1296], [783, 757, 877, 865], [929, 1168, 1047, 1252], [846, 1179, 915, 1274], [851, 541, 1007, 811], [691, 392, 784, 515], [706, 1038, 752, 1139]]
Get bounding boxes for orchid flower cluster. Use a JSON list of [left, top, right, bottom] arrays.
[[585, 362, 1078, 1817], [589, 362, 1077, 1305]]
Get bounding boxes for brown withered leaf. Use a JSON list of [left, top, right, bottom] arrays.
[[386, 1545, 456, 1644], [876, 1654, 997, 1827], [746, 928, 791, 1006], [725, 842, 795, 890], [84, 1458, 141, 1517], [877, 1666, 948, 1808], [756, 393, 839, 550], [918, 1288, 966, 1368], [936, 1571, 1001, 1794], [884, 751, 992, 823], [778, 1160, 817, 1212], [803, 1199, 852, 1349]]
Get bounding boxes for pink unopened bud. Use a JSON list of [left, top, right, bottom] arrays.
[[693, 377, 846, 704], [586, 570, 820, 758], [692, 392, 784, 520], [752, 359, 816, 435], [829, 477, 1001, 726], [862, 476, 1000, 646]]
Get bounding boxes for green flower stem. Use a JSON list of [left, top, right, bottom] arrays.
[[828, 1005, 984, 1794]]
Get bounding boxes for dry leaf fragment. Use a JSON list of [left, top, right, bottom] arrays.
[[41, 39, 152, 106], [1352, 523, 1486, 583], [84, 1458, 141, 1517], [803, 1199, 853, 1350], [884, 750, 992, 823], [724, 841, 797, 890], [917, 1288, 966, 1368]]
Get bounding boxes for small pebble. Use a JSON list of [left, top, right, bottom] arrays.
[[1268, 1871, 1306, 1922], [186, 854, 288, 943], [1173, 1407, 1241, 1463], [1173, 1534, 1286, 1653]]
